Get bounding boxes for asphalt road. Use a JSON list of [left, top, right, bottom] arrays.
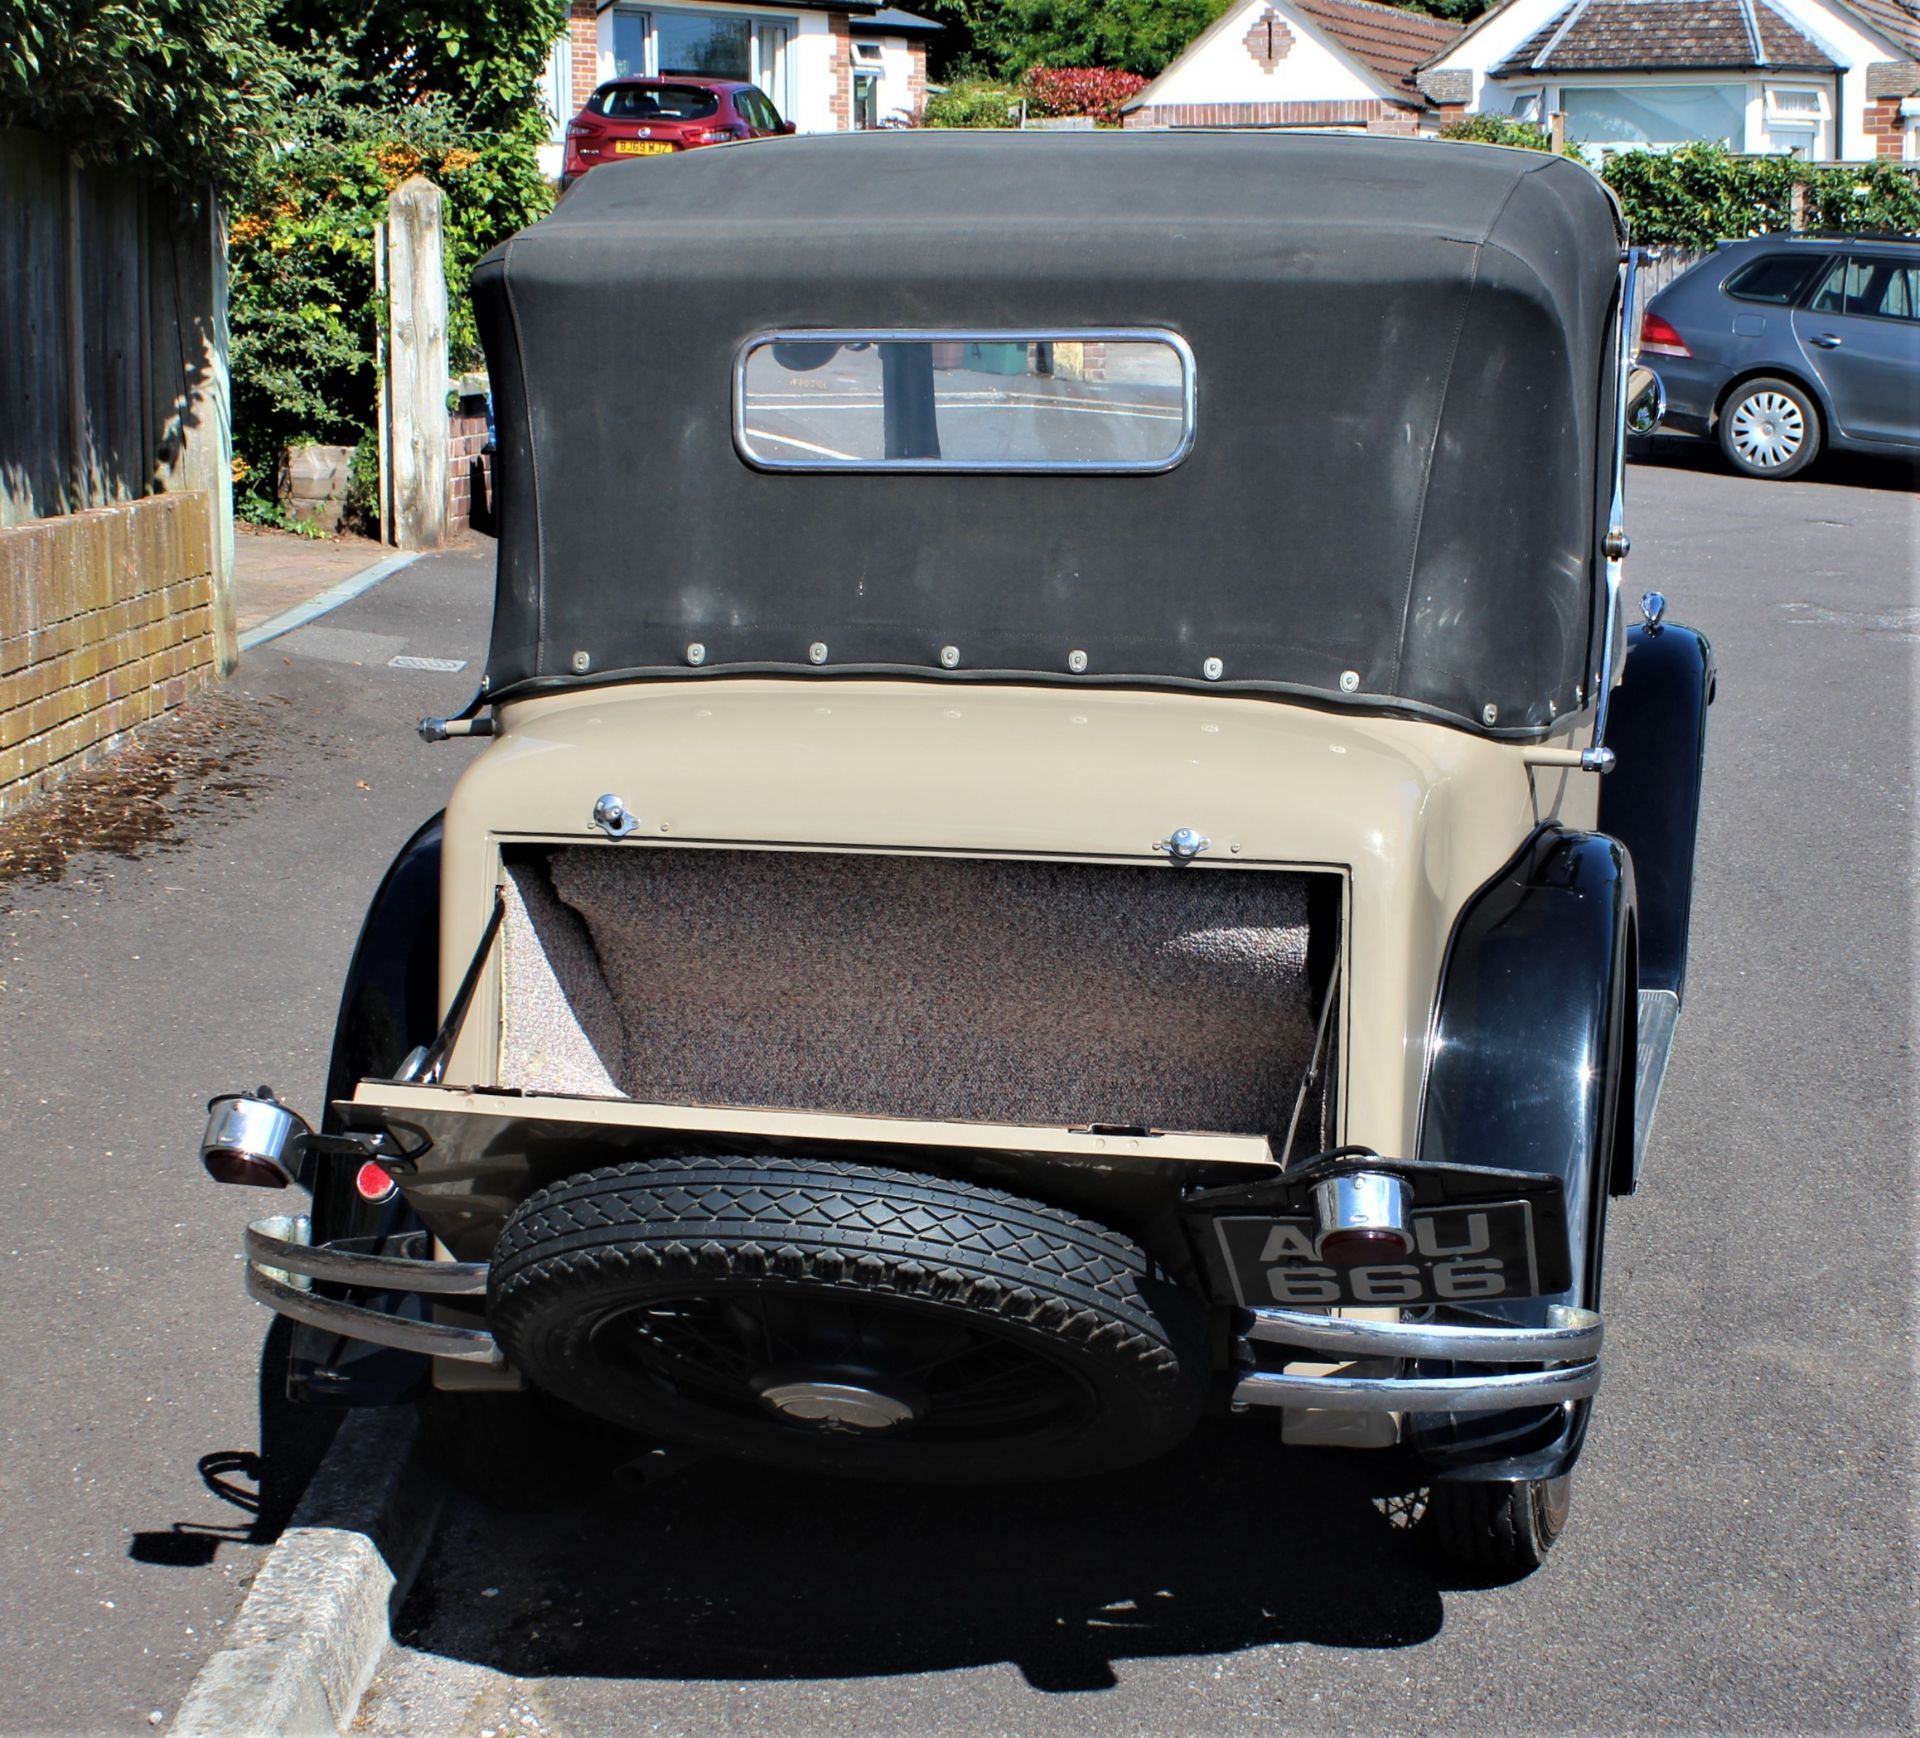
[[0, 447, 1911, 1736]]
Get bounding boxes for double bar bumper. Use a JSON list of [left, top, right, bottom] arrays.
[[246, 1218, 1602, 1408], [245, 1214, 503, 1365], [1231, 1304, 1602, 1413]]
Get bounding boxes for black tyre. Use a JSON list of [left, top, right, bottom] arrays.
[[1717, 376, 1821, 479], [419, 1385, 640, 1510], [488, 1157, 1210, 1483], [1424, 1474, 1571, 1575]]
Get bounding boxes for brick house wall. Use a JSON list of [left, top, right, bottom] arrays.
[[0, 493, 217, 818], [1865, 94, 1907, 155], [570, 0, 598, 100], [828, 13, 852, 129], [907, 39, 928, 117]]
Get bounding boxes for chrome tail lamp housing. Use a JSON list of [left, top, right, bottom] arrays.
[[201, 1092, 307, 1189]]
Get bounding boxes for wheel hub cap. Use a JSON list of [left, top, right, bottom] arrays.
[[752, 1375, 923, 1432]]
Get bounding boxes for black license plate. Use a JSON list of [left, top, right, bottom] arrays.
[[1213, 1200, 1542, 1308]]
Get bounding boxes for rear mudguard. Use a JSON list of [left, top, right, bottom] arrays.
[[1409, 827, 1635, 1484], [1598, 621, 1715, 999], [288, 813, 444, 1405]]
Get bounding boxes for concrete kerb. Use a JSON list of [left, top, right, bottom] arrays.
[[238, 552, 422, 654], [170, 1406, 443, 1738]]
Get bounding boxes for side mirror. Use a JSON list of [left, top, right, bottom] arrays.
[[780, 121, 797, 135], [1626, 364, 1665, 436]]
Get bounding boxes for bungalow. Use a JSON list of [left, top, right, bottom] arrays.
[[533, 0, 939, 171], [1416, 0, 1920, 161], [1122, 0, 1467, 134]]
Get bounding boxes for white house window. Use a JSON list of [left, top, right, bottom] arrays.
[[851, 39, 884, 65], [1561, 83, 1746, 152], [599, 7, 794, 115], [1763, 85, 1828, 158], [1506, 87, 1543, 122]]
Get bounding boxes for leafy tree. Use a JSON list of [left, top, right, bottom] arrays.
[[270, 0, 569, 131], [982, 0, 1237, 78], [1385, 0, 1498, 22], [0, 0, 290, 195]]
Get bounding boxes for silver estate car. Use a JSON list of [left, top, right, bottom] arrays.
[[1639, 233, 1920, 479]]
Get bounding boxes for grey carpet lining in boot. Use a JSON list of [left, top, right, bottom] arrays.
[[501, 847, 1319, 1135]]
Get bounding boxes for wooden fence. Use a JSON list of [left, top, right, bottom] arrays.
[[0, 128, 234, 666]]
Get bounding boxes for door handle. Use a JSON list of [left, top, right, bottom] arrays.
[[1809, 333, 1845, 348]]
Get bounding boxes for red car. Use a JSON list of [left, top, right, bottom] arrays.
[[562, 78, 793, 182]]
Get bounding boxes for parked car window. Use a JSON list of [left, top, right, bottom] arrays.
[[603, 85, 722, 121], [1851, 261, 1919, 322], [1723, 253, 1827, 306], [736, 331, 1194, 472], [740, 89, 780, 130], [1809, 256, 1870, 315]]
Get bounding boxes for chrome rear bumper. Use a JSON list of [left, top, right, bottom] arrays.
[[245, 1214, 503, 1365], [1231, 1303, 1602, 1414], [245, 1217, 1602, 1408]]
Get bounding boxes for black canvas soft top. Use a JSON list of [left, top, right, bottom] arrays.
[[473, 129, 1626, 734]]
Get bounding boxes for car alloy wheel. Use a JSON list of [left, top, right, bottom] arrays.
[[1719, 377, 1821, 479]]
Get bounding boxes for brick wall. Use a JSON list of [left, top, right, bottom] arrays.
[[1124, 100, 1420, 134], [447, 412, 494, 538], [907, 41, 927, 120], [0, 492, 217, 818], [1865, 95, 1908, 160], [829, 13, 852, 130], [570, 0, 598, 101]]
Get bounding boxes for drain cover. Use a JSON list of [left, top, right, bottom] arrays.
[[387, 655, 468, 672]]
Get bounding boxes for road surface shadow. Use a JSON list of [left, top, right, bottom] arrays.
[[126, 1319, 340, 1569], [1631, 432, 1918, 494], [395, 1419, 1466, 1690]]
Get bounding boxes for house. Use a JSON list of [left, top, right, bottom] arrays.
[[533, 0, 939, 171], [1417, 0, 1920, 161], [1121, 0, 1467, 134]]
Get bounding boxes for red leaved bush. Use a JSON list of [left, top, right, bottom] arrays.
[[1021, 67, 1149, 127]]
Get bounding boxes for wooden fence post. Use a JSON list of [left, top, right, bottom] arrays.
[[383, 177, 449, 552]]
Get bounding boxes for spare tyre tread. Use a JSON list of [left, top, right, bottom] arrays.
[[486, 1157, 1208, 1481]]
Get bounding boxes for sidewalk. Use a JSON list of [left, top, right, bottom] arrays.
[[232, 523, 397, 636]]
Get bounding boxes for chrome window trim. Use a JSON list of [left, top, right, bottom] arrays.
[[732, 327, 1198, 474]]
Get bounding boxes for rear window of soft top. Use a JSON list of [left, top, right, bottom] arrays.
[[596, 84, 722, 121]]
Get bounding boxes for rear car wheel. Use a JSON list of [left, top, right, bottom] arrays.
[[487, 1157, 1210, 1482], [1424, 1474, 1571, 1575], [1717, 376, 1821, 479]]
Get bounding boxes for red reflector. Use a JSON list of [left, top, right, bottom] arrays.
[[1638, 312, 1692, 357], [1317, 1227, 1414, 1267], [354, 1160, 398, 1204]]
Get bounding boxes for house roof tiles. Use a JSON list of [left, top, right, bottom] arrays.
[[1837, 0, 1920, 58], [1493, 0, 1841, 75], [1290, 0, 1465, 99]]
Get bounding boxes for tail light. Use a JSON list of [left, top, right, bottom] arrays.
[[1311, 1171, 1414, 1266], [693, 127, 746, 144], [1638, 312, 1692, 358], [566, 122, 596, 139], [202, 1092, 304, 1189], [354, 1160, 399, 1204]]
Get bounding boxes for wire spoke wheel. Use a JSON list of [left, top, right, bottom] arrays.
[[486, 1157, 1210, 1483]]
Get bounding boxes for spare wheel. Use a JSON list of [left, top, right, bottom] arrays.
[[488, 1156, 1210, 1482]]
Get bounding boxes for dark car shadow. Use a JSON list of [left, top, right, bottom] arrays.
[[127, 1319, 342, 1568], [393, 1420, 1487, 1691], [1631, 431, 1919, 494]]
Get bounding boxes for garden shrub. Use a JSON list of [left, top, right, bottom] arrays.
[[1021, 67, 1148, 127], [924, 80, 1022, 127]]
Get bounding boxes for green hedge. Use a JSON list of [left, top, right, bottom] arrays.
[[1438, 125, 1920, 249]]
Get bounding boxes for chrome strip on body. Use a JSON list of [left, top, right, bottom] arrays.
[[1632, 985, 1681, 1182]]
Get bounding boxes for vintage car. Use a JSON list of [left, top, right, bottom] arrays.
[[202, 131, 1712, 1574]]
